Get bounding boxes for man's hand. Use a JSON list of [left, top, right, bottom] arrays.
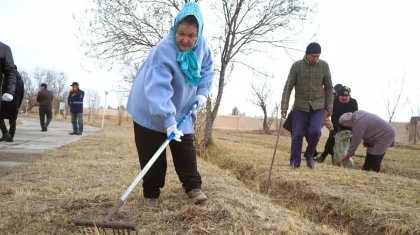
[[341, 154, 351, 163], [281, 109, 288, 119], [326, 108, 333, 117], [1, 93, 13, 102], [195, 95, 207, 108]]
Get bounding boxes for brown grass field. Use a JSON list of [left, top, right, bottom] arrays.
[[205, 130, 420, 235], [1, 117, 420, 234], [0, 124, 343, 235]]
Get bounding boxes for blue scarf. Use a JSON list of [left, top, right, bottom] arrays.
[[177, 51, 201, 86], [173, 2, 204, 87]]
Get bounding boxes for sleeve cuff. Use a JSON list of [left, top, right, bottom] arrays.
[[196, 87, 209, 97], [164, 116, 177, 128]]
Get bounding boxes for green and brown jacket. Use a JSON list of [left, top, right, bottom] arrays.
[[281, 57, 333, 112]]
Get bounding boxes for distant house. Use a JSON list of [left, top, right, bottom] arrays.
[[232, 106, 239, 116]]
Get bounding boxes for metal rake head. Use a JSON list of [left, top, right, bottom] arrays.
[[74, 219, 138, 235]]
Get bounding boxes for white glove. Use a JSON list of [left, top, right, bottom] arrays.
[[2, 93, 13, 102], [195, 95, 207, 108], [166, 124, 184, 142]]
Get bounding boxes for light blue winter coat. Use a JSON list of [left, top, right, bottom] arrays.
[[126, 2, 213, 134]]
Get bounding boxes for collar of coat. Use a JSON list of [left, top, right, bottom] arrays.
[[303, 55, 319, 66]]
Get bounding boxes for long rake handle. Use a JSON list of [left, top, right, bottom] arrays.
[[103, 102, 198, 222]]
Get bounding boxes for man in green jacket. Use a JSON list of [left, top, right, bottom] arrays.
[[281, 42, 333, 168]]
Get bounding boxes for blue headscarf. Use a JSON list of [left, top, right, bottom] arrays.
[[173, 2, 204, 87]]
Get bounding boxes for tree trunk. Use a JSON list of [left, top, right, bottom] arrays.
[[203, 63, 227, 147], [203, 98, 214, 147], [262, 106, 268, 134]]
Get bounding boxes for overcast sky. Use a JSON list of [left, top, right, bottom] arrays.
[[1, 0, 419, 122]]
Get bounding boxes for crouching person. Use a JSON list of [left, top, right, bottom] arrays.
[[339, 111, 396, 172]]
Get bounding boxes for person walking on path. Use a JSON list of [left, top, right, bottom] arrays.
[[339, 111, 396, 172], [126, 2, 214, 209], [36, 83, 53, 132], [0, 66, 24, 142], [280, 42, 334, 169], [67, 82, 84, 135]]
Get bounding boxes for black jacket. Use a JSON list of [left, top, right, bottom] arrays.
[[0, 72, 24, 120], [331, 97, 358, 132], [0, 41, 16, 96]]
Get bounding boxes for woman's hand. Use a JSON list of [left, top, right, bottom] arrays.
[[341, 154, 351, 163], [195, 95, 207, 108], [166, 125, 184, 142]]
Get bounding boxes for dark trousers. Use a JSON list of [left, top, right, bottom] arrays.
[[0, 119, 16, 136], [321, 136, 335, 159], [39, 105, 52, 129], [134, 122, 201, 198], [71, 112, 83, 133], [363, 153, 385, 172], [290, 108, 324, 167], [305, 135, 318, 157]]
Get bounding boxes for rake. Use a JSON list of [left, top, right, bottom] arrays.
[[74, 102, 199, 234]]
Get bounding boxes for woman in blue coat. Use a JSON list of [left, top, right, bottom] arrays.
[[126, 2, 214, 208]]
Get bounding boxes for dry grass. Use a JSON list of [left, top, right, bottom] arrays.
[[4, 119, 23, 125], [0, 127, 340, 234], [203, 130, 420, 235]]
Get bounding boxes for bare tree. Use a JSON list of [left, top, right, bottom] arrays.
[[407, 88, 420, 143], [76, 0, 313, 148], [20, 70, 38, 111], [86, 89, 102, 121], [202, 0, 312, 146], [382, 75, 409, 124], [115, 91, 128, 125], [248, 78, 279, 133], [118, 62, 140, 92], [74, 0, 200, 68], [411, 87, 420, 117], [21, 68, 68, 115], [32, 68, 68, 118]]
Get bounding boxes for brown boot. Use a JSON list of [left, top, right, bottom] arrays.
[[187, 189, 208, 204], [144, 198, 159, 209]]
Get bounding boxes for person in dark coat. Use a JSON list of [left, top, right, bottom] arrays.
[[37, 83, 53, 132], [0, 66, 25, 142], [0, 41, 17, 108], [317, 85, 358, 162], [68, 82, 85, 135]]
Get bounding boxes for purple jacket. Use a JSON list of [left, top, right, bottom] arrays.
[[348, 111, 396, 155]]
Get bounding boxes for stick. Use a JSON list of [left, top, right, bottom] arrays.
[[265, 118, 282, 195]]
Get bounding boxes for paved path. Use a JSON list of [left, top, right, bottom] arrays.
[[0, 117, 100, 176]]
